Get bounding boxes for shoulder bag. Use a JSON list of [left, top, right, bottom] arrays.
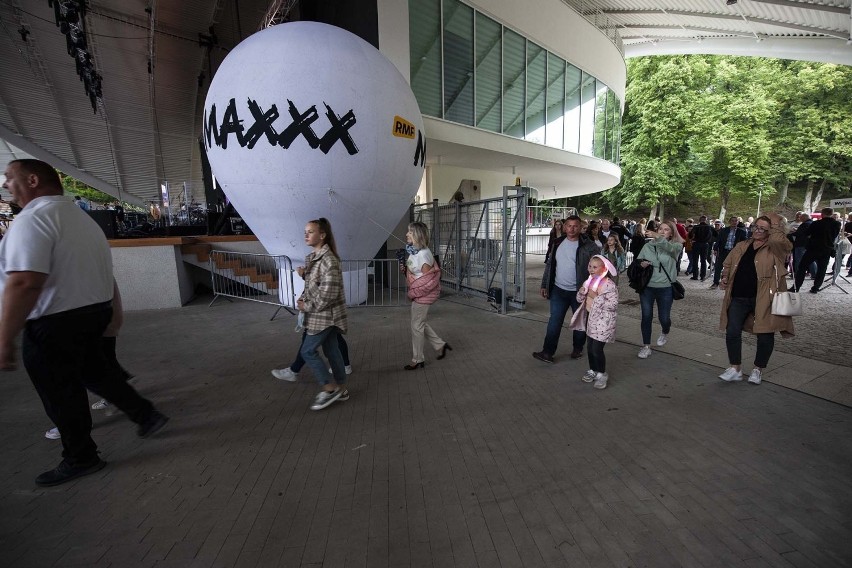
[[771, 264, 802, 316], [659, 263, 685, 300]]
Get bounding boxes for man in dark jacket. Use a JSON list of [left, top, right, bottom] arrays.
[[688, 215, 715, 281], [795, 207, 842, 294], [710, 216, 748, 289], [533, 215, 599, 363]]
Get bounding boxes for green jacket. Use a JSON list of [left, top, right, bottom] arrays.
[[637, 237, 682, 288]]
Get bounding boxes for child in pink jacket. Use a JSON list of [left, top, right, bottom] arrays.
[[569, 255, 619, 389]]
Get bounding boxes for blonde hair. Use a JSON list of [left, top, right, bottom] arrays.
[[661, 220, 684, 244], [408, 222, 430, 249]]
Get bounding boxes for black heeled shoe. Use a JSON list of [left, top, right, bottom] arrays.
[[404, 361, 425, 370], [437, 343, 453, 360]]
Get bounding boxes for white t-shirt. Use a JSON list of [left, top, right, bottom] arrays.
[[406, 248, 435, 279], [0, 195, 113, 319], [554, 238, 579, 291]]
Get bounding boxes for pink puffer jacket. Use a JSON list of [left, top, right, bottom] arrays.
[[407, 268, 441, 305]]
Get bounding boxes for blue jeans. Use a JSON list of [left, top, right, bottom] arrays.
[[725, 297, 775, 368], [793, 247, 816, 278], [291, 332, 350, 372], [542, 286, 585, 356], [300, 327, 346, 386], [640, 285, 673, 345]]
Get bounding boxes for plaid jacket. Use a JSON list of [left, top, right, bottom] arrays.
[[300, 245, 348, 334]]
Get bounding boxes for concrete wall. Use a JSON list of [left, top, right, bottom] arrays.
[[112, 246, 193, 311]]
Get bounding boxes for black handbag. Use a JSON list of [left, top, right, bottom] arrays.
[[660, 264, 685, 300]]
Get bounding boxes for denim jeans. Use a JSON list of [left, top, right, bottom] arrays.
[[291, 331, 350, 372], [640, 285, 673, 345], [725, 297, 775, 368], [794, 251, 830, 291], [793, 247, 817, 278], [300, 327, 346, 386], [542, 286, 585, 356], [587, 337, 606, 373]]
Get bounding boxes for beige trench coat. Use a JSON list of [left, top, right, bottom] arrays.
[[719, 213, 795, 337]]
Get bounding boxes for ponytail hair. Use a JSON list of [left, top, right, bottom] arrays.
[[309, 217, 339, 258]]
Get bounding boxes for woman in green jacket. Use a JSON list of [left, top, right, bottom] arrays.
[[636, 220, 684, 359]]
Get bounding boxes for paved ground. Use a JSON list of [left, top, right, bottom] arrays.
[[1, 286, 851, 567]]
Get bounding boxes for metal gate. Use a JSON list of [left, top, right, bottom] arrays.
[[412, 186, 528, 312]]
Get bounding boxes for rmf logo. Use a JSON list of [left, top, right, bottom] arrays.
[[392, 116, 416, 139]]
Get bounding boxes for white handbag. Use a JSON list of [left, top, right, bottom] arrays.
[[771, 265, 802, 316]]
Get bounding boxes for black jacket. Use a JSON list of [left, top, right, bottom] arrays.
[[805, 217, 842, 255], [689, 222, 715, 245], [715, 226, 748, 252], [541, 234, 600, 294]]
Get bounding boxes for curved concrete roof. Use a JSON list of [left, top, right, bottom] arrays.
[[1, 1, 850, 205]]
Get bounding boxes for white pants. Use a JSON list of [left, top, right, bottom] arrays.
[[411, 302, 444, 363]]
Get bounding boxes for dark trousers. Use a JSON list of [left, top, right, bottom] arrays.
[[713, 249, 732, 285], [725, 297, 775, 368], [587, 337, 606, 373], [690, 243, 710, 280], [794, 251, 831, 291], [542, 286, 585, 356], [23, 305, 155, 466], [290, 331, 350, 372]]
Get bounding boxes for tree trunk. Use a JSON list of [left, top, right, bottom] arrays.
[[811, 179, 827, 212], [657, 198, 665, 221], [802, 179, 814, 212], [718, 186, 730, 221], [776, 179, 789, 206]]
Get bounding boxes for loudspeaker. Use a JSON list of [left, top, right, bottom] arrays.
[[87, 210, 117, 239]]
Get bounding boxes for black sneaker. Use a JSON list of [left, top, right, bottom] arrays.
[[35, 459, 107, 487], [138, 411, 169, 438], [532, 351, 554, 364]]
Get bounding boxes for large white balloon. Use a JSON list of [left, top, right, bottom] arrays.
[[204, 21, 425, 272]]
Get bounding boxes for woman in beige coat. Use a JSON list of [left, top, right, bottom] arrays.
[[718, 213, 794, 385]]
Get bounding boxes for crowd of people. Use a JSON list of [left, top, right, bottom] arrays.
[[535, 209, 850, 389]]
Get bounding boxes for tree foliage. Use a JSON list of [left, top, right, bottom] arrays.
[[608, 55, 852, 216]]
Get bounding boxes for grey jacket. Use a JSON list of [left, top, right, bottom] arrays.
[[541, 235, 600, 294]]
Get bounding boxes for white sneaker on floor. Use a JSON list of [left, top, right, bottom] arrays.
[[748, 369, 762, 385], [44, 427, 60, 440], [91, 399, 108, 410], [327, 365, 353, 375], [271, 368, 297, 382], [581, 369, 596, 383], [593, 372, 609, 389], [638, 346, 652, 359], [656, 334, 668, 347], [719, 367, 743, 382], [310, 388, 343, 411]]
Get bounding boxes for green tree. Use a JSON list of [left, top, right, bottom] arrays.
[[59, 173, 116, 206]]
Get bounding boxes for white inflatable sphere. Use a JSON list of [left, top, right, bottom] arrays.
[[203, 21, 425, 263]]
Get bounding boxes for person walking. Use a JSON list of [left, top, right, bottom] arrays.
[[545, 219, 563, 262], [533, 215, 599, 363], [710, 216, 748, 289], [794, 208, 842, 294], [569, 255, 619, 390], [1, 159, 168, 486], [636, 220, 684, 359], [602, 234, 626, 282], [688, 215, 714, 281], [296, 218, 349, 410], [718, 214, 794, 384], [402, 222, 450, 369]]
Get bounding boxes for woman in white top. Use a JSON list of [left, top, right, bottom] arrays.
[[402, 222, 451, 370]]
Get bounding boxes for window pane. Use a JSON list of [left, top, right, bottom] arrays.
[[593, 80, 608, 159], [564, 64, 581, 153], [605, 90, 618, 162], [475, 13, 501, 132], [545, 54, 564, 149], [579, 71, 596, 156], [443, 0, 474, 125], [409, 0, 442, 118], [525, 41, 546, 144], [502, 29, 525, 138]]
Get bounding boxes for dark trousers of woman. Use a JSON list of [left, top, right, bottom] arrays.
[[290, 331, 350, 372], [725, 297, 775, 368], [586, 337, 606, 373], [23, 304, 154, 467]]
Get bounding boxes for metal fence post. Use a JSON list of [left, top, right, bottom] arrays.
[[501, 186, 509, 314]]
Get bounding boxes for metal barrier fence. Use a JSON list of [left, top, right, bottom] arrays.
[[412, 187, 528, 312], [209, 251, 412, 314]]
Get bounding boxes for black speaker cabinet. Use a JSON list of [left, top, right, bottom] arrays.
[[87, 210, 118, 239]]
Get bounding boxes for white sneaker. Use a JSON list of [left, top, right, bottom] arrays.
[[719, 367, 743, 382], [271, 367, 297, 382], [638, 346, 652, 359], [44, 427, 61, 440], [328, 365, 353, 375], [310, 388, 343, 411], [593, 372, 609, 389], [581, 369, 596, 383], [748, 369, 762, 385], [92, 399, 109, 410], [656, 334, 668, 347]]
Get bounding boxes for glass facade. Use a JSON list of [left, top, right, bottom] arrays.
[[409, 0, 621, 164]]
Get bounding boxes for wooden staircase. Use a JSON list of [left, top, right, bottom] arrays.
[[180, 243, 279, 291]]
